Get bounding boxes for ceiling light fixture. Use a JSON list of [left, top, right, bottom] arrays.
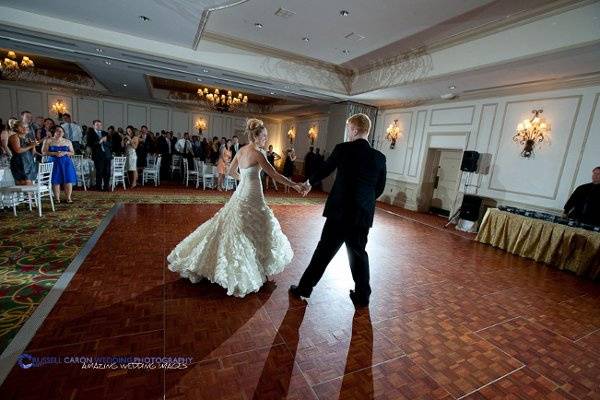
[[122, 83, 128, 87], [340, 10, 350, 16], [197, 87, 248, 113], [302, 36, 310, 43], [449, 85, 456, 90], [341, 49, 350, 54], [196, 78, 203, 82], [270, 91, 276, 95], [254, 22, 264, 29], [139, 15, 151, 22], [0, 49, 34, 71], [202, 68, 209, 73], [104, 60, 111, 65], [95, 48, 103, 53]]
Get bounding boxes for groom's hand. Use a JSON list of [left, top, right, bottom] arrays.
[[301, 180, 312, 197]]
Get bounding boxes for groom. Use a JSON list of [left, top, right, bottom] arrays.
[[290, 113, 387, 307]]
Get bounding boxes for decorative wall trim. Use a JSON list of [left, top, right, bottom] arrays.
[[569, 92, 600, 195], [409, 110, 429, 178], [429, 105, 475, 126], [402, 112, 416, 174], [474, 103, 498, 151], [488, 95, 583, 199]]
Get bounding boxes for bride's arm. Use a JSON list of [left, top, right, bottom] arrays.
[[257, 150, 300, 190], [226, 153, 241, 180]]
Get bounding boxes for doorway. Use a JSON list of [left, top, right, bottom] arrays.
[[420, 149, 462, 216]]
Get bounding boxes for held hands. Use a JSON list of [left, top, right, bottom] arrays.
[[300, 179, 312, 197]]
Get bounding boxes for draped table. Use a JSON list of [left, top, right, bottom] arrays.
[[0, 167, 15, 187], [476, 208, 600, 279]]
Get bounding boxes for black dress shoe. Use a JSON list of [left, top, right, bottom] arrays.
[[289, 285, 311, 299], [349, 290, 369, 308]]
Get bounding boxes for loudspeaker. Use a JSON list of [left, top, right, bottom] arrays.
[[460, 151, 480, 172], [459, 195, 483, 221]]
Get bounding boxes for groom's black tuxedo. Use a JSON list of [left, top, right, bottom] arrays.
[[309, 139, 386, 227], [297, 138, 386, 304]]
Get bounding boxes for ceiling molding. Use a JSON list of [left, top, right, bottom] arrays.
[[353, 0, 596, 75], [378, 71, 600, 110], [201, 31, 354, 79], [192, 0, 251, 50]]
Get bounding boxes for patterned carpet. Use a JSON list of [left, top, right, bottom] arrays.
[[0, 186, 326, 353]]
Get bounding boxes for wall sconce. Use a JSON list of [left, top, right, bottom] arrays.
[[385, 119, 402, 149], [51, 100, 68, 118], [194, 118, 207, 133], [308, 125, 318, 145], [287, 126, 296, 144], [513, 109, 551, 158]]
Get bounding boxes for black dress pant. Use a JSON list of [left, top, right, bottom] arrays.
[[94, 157, 111, 190], [298, 218, 371, 301]]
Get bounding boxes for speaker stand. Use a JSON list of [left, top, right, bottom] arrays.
[[444, 208, 461, 228]]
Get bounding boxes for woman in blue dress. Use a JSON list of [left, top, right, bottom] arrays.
[[42, 126, 77, 203]]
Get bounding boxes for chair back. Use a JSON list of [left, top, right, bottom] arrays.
[[171, 154, 181, 167], [37, 162, 53, 187], [194, 159, 203, 173], [155, 156, 162, 171], [182, 158, 189, 174], [41, 155, 50, 163], [146, 154, 156, 167], [112, 156, 127, 175]]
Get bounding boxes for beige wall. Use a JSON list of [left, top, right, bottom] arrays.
[[0, 82, 281, 142], [374, 84, 600, 213]]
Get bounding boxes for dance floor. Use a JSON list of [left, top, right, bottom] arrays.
[[1, 203, 599, 399]]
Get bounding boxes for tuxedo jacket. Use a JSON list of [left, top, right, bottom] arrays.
[[231, 143, 245, 159], [309, 139, 386, 228], [86, 129, 112, 161]]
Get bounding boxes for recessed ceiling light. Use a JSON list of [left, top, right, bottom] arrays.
[[254, 22, 264, 29], [449, 85, 456, 90], [341, 49, 350, 54], [104, 60, 111, 65], [139, 15, 151, 22], [302, 36, 310, 43], [122, 83, 128, 87], [196, 78, 203, 82], [270, 92, 276, 95], [95, 48, 103, 53], [340, 10, 350, 16], [202, 68, 209, 73]]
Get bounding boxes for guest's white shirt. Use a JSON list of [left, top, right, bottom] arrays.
[[61, 122, 83, 142]]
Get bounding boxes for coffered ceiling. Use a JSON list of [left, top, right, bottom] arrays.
[[0, 0, 598, 117]]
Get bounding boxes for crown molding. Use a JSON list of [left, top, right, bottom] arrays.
[[352, 0, 596, 75], [201, 31, 354, 79], [377, 71, 600, 110], [192, 0, 251, 50]]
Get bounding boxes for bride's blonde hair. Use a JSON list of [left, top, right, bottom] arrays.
[[245, 118, 265, 143]]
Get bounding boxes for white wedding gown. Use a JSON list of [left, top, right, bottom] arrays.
[[167, 164, 294, 297]]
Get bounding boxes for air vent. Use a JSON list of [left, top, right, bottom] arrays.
[[121, 53, 189, 69], [274, 7, 296, 18], [345, 32, 365, 41], [0, 29, 79, 48], [220, 73, 272, 86], [125, 65, 188, 79]]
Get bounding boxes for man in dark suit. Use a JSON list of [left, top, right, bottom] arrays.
[[564, 166, 600, 226], [231, 135, 244, 159], [290, 113, 387, 307], [86, 119, 112, 191], [157, 131, 171, 180]]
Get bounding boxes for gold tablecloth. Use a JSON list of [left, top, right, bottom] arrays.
[[476, 208, 600, 279]]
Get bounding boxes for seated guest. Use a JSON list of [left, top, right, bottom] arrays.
[[564, 166, 600, 226], [8, 121, 38, 185], [42, 126, 77, 203]]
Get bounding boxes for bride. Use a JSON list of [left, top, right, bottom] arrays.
[[167, 118, 303, 297]]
